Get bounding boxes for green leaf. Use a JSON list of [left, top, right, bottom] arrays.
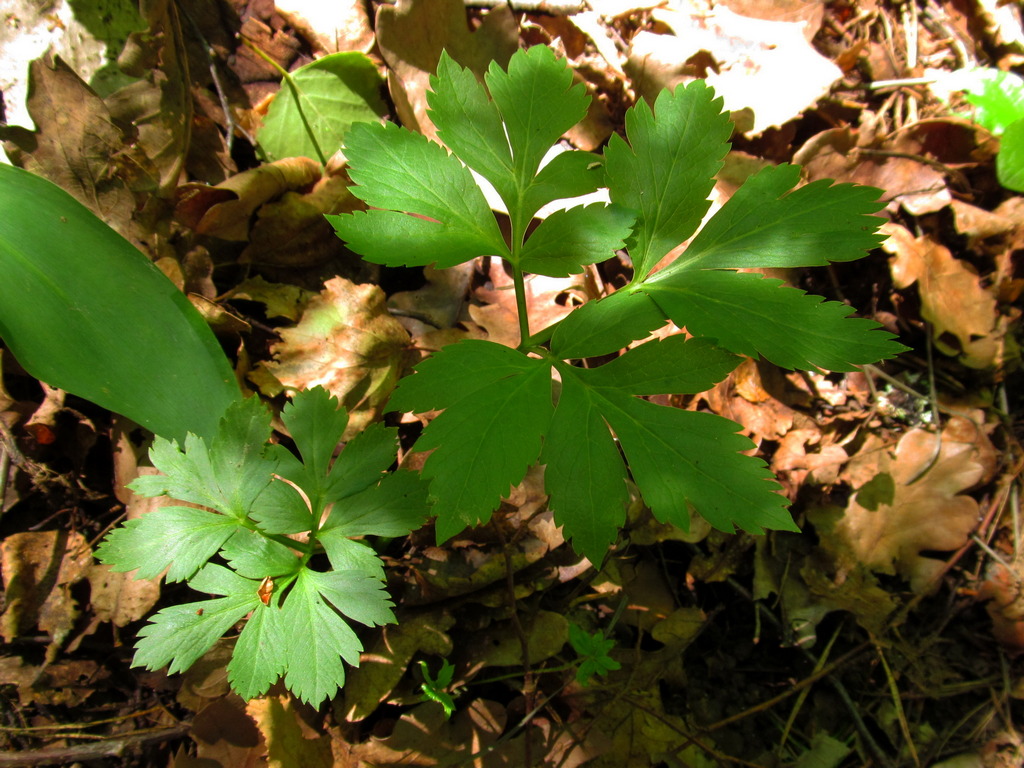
[[96, 506, 242, 582], [280, 569, 363, 705], [228, 601, 286, 701], [320, 470, 428, 538], [548, 288, 667, 359], [523, 151, 606, 220], [303, 569, 396, 627], [541, 373, 629, 562], [389, 340, 552, 540], [951, 67, 1024, 135], [605, 80, 733, 279], [257, 51, 387, 163], [0, 164, 239, 443], [569, 623, 620, 685], [486, 45, 590, 188], [595, 394, 796, 534], [998, 118, 1024, 192], [318, 535, 386, 576], [132, 565, 261, 675], [518, 203, 635, 277], [325, 421, 402, 502], [428, 51, 513, 205], [220, 528, 302, 579], [129, 397, 278, 518], [583, 336, 739, 395], [644, 270, 905, 371], [419, 659, 456, 718], [659, 165, 886, 274], [328, 121, 510, 267]]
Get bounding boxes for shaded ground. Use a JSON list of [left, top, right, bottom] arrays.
[[1, 0, 1023, 766]]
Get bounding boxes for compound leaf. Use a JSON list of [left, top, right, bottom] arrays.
[[96, 506, 242, 582], [518, 203, 635, 277], [645, 270, 904, 371], [523, 151, 606, 219], [133, 565, 261, 675], [328, 121, 509, 267], [549, 288, 667, 359], [583, 335, 738, 395], [595, 394, 796, 534], [569, 623, 620, 685], [129, 396, 277, 519], [220, 528, 303, 579], [389, 340, 552, 540], [229, 601, 286, 701], [661, 164, 886, 274], [486, 45, 589, 188], [281, 569, 363, 705], [605, 81, 733, 280], [320, 470, 428, 538], [428, 51, 513, 204], [541, 373, 629, 562], [280, 386, 350, 492], [325, 421, 403, 502], [304, 569, 396, 627]]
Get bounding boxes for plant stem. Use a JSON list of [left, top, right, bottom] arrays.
[[238, 35, 328, 165], [512, 265, 531, 349]]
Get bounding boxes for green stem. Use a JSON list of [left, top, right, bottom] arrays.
[[512, 265, 531, 349], [239, 35, 328, 165]]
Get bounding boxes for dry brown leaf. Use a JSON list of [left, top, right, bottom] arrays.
[[627, 2, 841, 135], [341, 611, 454, 722], [241, 173, 364, 268], [375, 0, 518, 140], [191, 697, 267, 768], [247, 695, 332, 768], [0, 530, 92, 648], [812, 413, 996, 592], [175, 157, 323, 241], [252, 277, 408, 439], [0, 54, 155, 245], [883, 222, 1002, 368]]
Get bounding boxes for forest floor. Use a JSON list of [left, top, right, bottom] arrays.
[[1, 0, 1023, 766]]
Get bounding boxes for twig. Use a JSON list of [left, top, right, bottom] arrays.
[[0, 724, 190, 767]]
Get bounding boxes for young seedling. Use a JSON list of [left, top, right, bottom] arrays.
[[328, 46, 905, 560], [97, 387, 428, 706]]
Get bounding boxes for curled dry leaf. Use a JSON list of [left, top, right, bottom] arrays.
[[251, 277, 408, 440], [883, 222, 1003, 368], [811, 413, 997, 593], [175, 156, 323, 241]]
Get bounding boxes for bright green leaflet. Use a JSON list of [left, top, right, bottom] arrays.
[[419, 659, 457, 718], [329, 46, 905, 561], [97, 387, 429, 706], [569, 624, 620, 686], [0, 164, 240, 443], [257, 51, 387, 163]]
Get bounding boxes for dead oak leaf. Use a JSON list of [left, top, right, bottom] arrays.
[[883, 222, 1000, 368], [251, 277, 408, 440], [811, 414, 996, 593]]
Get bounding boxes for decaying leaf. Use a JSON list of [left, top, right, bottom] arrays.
[[883, 222, 1002, 368], [811, 413, 997, 592], [374, 0, 518, 139], [252, 277, 408, 439], [247, 695, 332, 768], [175, 157, 323, 241], [627, 2, 841, 135]]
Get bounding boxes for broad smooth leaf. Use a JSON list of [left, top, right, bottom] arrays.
[[257, 52, 387, 163], [0, 164, 240, 442], [998, 118, 1024, 192]]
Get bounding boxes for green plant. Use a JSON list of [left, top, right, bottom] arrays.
[[328, 46, 905, 561], [418, 659, 457, 718], [934, 66, 1024, 191], [96, 387, 428, 705], [0, 164, 239, 442], [569, 623, 620, 686]]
